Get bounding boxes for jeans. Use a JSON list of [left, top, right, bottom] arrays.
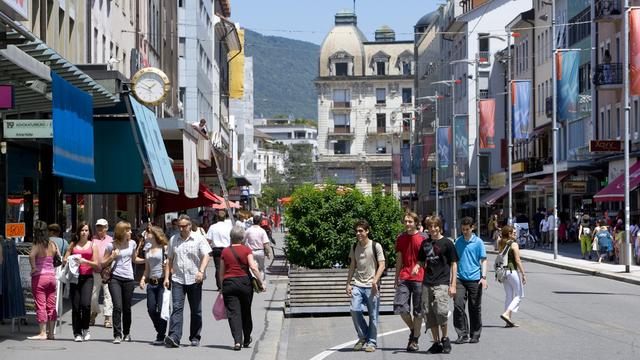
[[70, 274, 93, 336], [108, 276, 135, 338], [222, 276, 254, 345], [91, 272, 113, 317], [453, 280, 483, 340], [167, 281, 203, 344], [350, 285, 379, 346], [146, 283, 168, 341], [211, 247, 224, 289]]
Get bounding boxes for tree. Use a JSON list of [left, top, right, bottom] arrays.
[[285, 143, 316, 184], [260, 166, 288, 209]]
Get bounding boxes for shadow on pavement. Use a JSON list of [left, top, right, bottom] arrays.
[[552, 291, 640, 296]]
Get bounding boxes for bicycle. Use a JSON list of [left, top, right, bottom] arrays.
[[514, 223, 537, 249]]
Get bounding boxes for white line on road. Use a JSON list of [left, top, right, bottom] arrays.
[[308, 327, 411, 360]]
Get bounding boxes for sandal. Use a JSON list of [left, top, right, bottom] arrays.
[[27, 334, 48, 340], [233, 343, 242, 351], [500, 314, 516, 327]]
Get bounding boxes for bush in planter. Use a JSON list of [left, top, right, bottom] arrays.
[[284, 184, 404, 269]]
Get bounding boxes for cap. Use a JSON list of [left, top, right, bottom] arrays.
[[96, 219, 108, 227]]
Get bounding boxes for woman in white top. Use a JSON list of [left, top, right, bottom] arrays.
[[139, 226, 169, 345], [243, 215, 273, 281], [539, 216, 549, 249]]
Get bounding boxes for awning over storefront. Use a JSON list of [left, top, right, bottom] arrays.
[[155, 183, 221, 214], [594, 161, 640, 202], [212, 200, 241, 209], [128, 95, 179, 194], [538, 172, 570, 185], [481, 180, 525, 206]]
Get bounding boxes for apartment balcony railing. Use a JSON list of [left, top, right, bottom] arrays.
[[595, 0, 622, 21], [593, 63, 623, 86], [327, 126, 355, 136], [478, 51, 491, 66], [332, 101, 351, 110], [525, 157, 550, 174]]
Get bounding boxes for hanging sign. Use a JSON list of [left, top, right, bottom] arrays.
[[3, 119, 53, 138]]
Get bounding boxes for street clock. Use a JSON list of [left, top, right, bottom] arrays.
[[131, 67, 170, 106]]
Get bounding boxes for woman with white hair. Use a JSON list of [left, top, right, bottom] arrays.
[[219, 226, 266, 351]]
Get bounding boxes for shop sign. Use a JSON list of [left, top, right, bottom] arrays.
[[564, 181, 587, 193], [3, 119, 53, 138], [511, 162, 525, 174], [0, 0, 28, 21], [524, 184, 544, 192], [5, 222, 25, 238], [489, 172, 506, 189], [589, 140, 622, 152], [0, 84, 14, 109]]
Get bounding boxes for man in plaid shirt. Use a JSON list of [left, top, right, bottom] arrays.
[[164, 214, 212, 348]]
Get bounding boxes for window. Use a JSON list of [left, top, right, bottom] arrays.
[[376, 61, 386, 75], [93, 28, 98, 62], [402, 88, 412, 104], [178, 37, 185, 57], [616, 106, 621, 138], [607, 107, 612, 139], [600, 110, 605, 139], [402, 113, 411, 132], [332, 89, 349, 103], [334, 140, 350, 155], [402, 62, 412, 75], [376, 113, 386, 132], [330, 167, 355, 183], [635, 99, 640, 138], [335, 62, 348, 76], [479, 33, 489, 52], [376, 139, 387, 154], [102, 35, 106, 63], [334, 113, 350, 127], [376, 88, 386, 105], [295, 131, 305, 139]]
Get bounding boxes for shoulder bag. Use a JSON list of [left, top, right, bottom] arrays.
[[101, 243, 117, 284], [229, 246, 261, 293]]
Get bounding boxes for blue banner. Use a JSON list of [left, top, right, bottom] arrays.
[[52, 72, 95, 182], [401, 145, 410, 177], [557, 50, 579, 121], [512, 80, 531, 140], [129, 95, 179, 194], [437, 127, 451, 168]]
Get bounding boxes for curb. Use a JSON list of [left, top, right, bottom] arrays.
[[487, 249, 640, 286]]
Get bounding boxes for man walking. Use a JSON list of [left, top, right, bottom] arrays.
[[413, 215, 458, 354], [206, 210, 232, 290], [394, 212, 426, 352], [164, 214, 212, 348], [453, 217, 488, 344], [346, 219, 385, 353], [91, 219, 113, 328]]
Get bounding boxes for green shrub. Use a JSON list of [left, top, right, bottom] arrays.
[[284, 184, 404, 269]]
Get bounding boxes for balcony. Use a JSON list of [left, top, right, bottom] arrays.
[[525, 157, 550, 174], [594, 0, 622, 22], [477, 51, 490, 66], [331, 101, 351, 111], [593, 63, 623, 87], [327, 126, 355, 137]]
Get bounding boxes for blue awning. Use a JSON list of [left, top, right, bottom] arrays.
[[128, 95, 178, 194]]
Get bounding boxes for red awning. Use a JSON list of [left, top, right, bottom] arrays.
[[155, 183, 221, 214], [594, 161, 640, 202], [538, 172, 570, 185], [481, 180, 525, 206], [211, 200, 241, 209]]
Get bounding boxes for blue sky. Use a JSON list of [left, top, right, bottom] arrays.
[[231, 0, 440, 44]]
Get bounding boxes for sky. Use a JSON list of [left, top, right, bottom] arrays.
[[231, 0, 440, 45]]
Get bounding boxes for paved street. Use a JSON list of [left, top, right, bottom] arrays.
[[281, 253, 640, 360]]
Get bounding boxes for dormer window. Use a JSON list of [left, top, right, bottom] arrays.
[[329, 50, 354, 76], [376, 61, 386, 75], [370, 51, 390, 76], [396, 50, 414, 76], [335, 63, 348, 76]]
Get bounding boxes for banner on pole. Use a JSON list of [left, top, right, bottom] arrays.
[[392, 154, 401, 181], [631, 9, 640, 96], [512, 80, 531, 140], [455, 115, 468, 186], [556, 50, 579, 121], [437, 127, 451, 168], [479, 99, 496, 149]]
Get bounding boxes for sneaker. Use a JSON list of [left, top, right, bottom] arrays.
[[469, 338, 480, 344], [441, 337, 452, 354], [164, 336, 179, 348], [364, 345, 376, 352], [407, 338, 419, 352], [74, 335, 83, 342], [427, 341, 443, 354], [353, 338, 366, 351], [190, 339, 200, 347], [82, 330, 91, 341], [123, 334, 131, 342], [453, 336, 469, 344], [113, 336, 122, 344]]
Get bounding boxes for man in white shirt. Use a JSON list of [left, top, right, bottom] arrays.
[[244, 215, 273, 280], [546, 209, 556, 250], [206, 210, 232, 290]]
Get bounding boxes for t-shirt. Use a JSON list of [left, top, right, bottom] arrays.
[[244, 226, 270, 251], [418, 237, 458, 286], [349, 240, 385, 288], [206, 220, 233, 248], [221, 244, 253, 279], [106, 240, 137, 280], [455, 234, 487, 281], [395, 231, 427, 282], [596, 230, 613, 251], [540, 219, 549, 232]]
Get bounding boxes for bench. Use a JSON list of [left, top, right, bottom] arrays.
[[285, 268, 397, 316]]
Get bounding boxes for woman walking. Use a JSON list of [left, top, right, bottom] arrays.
[[103, 221, 137, 344], [498, 225, 526, 328], [139, 226, 169, 345], [578, 216, 592, 260], [219, 226, 266, 350], [244, 214, 273, 281], [64, 221, 99, 342], [27, 220, 60, 340]]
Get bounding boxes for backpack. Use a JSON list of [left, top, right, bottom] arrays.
[[494, 240, 513, 283], [352, 241, 388, 279]]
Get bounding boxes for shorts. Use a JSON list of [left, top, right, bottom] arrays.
[[394, 280, 422, 316], [421, 284, 450, 327]]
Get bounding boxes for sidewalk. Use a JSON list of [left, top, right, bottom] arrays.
[[0, 235, 289, 360], [487, 241, 640, 286]]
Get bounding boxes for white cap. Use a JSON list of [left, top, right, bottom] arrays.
[[96, 219, 108, 227]]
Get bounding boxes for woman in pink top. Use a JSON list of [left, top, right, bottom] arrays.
[[27, 221, 61, 340], [64, 221, 99, 342]]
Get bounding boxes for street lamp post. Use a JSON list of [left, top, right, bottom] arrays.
[[551, 0, 559, 260], [624, 0, 632, 272]]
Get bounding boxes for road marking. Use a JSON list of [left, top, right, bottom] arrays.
[[308, 327, 410, 360]]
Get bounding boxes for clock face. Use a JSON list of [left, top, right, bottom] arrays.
[[131, 68, 170, 105]]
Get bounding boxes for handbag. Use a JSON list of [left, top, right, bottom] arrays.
[[53, 252, 63, 268], [101, 246, 117, 284], [212, 293, 227, 320], [494, 240, 513, 283], [229, 246, 261, 293]]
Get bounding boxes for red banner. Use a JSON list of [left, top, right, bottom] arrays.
[[422, 134, 435, 167], [631, 9, 640, 96], [392, 154, 401, 181], [479, 98, 496, 149]]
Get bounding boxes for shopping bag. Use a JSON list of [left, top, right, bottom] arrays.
[[160, 288, 172, 321], [213, 293, 227, 321]]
